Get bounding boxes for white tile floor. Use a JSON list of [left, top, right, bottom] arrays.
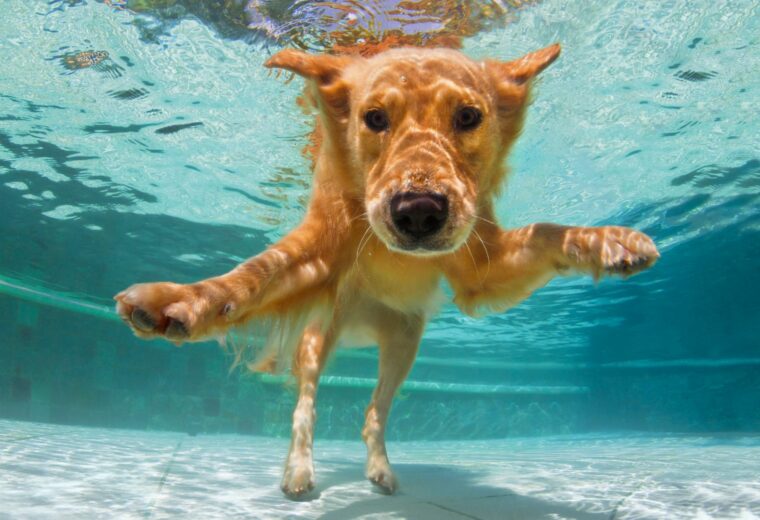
[[1, 419, 759, 519]]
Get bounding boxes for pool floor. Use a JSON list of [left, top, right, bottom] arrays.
[[1, 419, 758, 519]]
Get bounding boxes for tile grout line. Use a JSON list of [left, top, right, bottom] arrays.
[[143, 439, 184, 519], [608, 476, 651, 520], [427, 501, 484, 520]]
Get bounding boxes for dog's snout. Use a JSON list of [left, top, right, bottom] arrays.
[[390, 192, 448, 239]]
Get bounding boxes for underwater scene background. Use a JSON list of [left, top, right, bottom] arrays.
[[0, 0, 758, 442]]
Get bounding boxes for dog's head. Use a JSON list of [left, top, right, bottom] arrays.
[[266, 44, 560, 256]]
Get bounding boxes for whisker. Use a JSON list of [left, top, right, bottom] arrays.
[[353, 227, 375, 285], [359, 230, 374, 257], [349, 211, 369, 225], [475, 214, 498, 226], [463, 240, 481, 285], [354, 226, 373, 269], [472, 229, 491, 281]]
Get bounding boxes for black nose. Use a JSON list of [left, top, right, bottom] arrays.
[[390, 192, 448, 239]]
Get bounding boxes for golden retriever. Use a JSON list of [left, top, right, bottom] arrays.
[[115, 43, 659, 497]]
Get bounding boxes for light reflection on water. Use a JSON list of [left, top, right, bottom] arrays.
[[97, 0, 532, 50]]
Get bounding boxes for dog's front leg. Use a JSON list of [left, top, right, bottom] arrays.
[[114, 213, 342, 343], [445, 223, 659, 315]]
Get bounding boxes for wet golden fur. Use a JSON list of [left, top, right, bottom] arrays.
[[115, 44, 659, 497]]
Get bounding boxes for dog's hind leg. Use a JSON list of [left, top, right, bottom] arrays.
[[281, 323, 334, 499], [362, 310, 424, 495]]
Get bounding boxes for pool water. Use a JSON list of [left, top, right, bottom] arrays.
[[1, 0, 758, 518]]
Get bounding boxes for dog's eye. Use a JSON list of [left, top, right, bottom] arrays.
[[364, 109, 389, 132], [454, 106, 482, 131]]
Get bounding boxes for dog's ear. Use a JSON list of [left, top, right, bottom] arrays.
[[486, 43, 560, 115], [265, 49, 353, 118], [499, 43, 561, 84]]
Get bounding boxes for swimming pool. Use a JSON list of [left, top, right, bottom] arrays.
[[1, 0, 758, 517]]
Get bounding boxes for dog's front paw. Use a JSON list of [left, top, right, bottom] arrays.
[[281, 465, 315, 499], [114, 281, 226, 343], [565, 226, 659, 279], [366, 459, 398, 495]]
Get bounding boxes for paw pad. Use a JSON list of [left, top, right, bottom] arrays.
[[131, 308, 156, 332]]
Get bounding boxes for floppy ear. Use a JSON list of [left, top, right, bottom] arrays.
[[265, 49, 353, 118]]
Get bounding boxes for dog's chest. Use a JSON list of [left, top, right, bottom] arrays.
[[348, 242, 443, 314]]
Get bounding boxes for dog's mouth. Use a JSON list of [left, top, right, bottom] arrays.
[[368, 190, 473, 256]]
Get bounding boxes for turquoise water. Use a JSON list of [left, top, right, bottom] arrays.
[[2, 1, 759, 517], [1, 0, 759, 510]]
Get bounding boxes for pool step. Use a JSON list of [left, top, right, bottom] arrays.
[[258, 373, 589, 395]]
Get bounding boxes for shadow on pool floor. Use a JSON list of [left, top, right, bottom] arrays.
[[317, 463, 606, 519]]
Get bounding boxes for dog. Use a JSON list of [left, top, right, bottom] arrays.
[[115, 43, 659, 498]]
